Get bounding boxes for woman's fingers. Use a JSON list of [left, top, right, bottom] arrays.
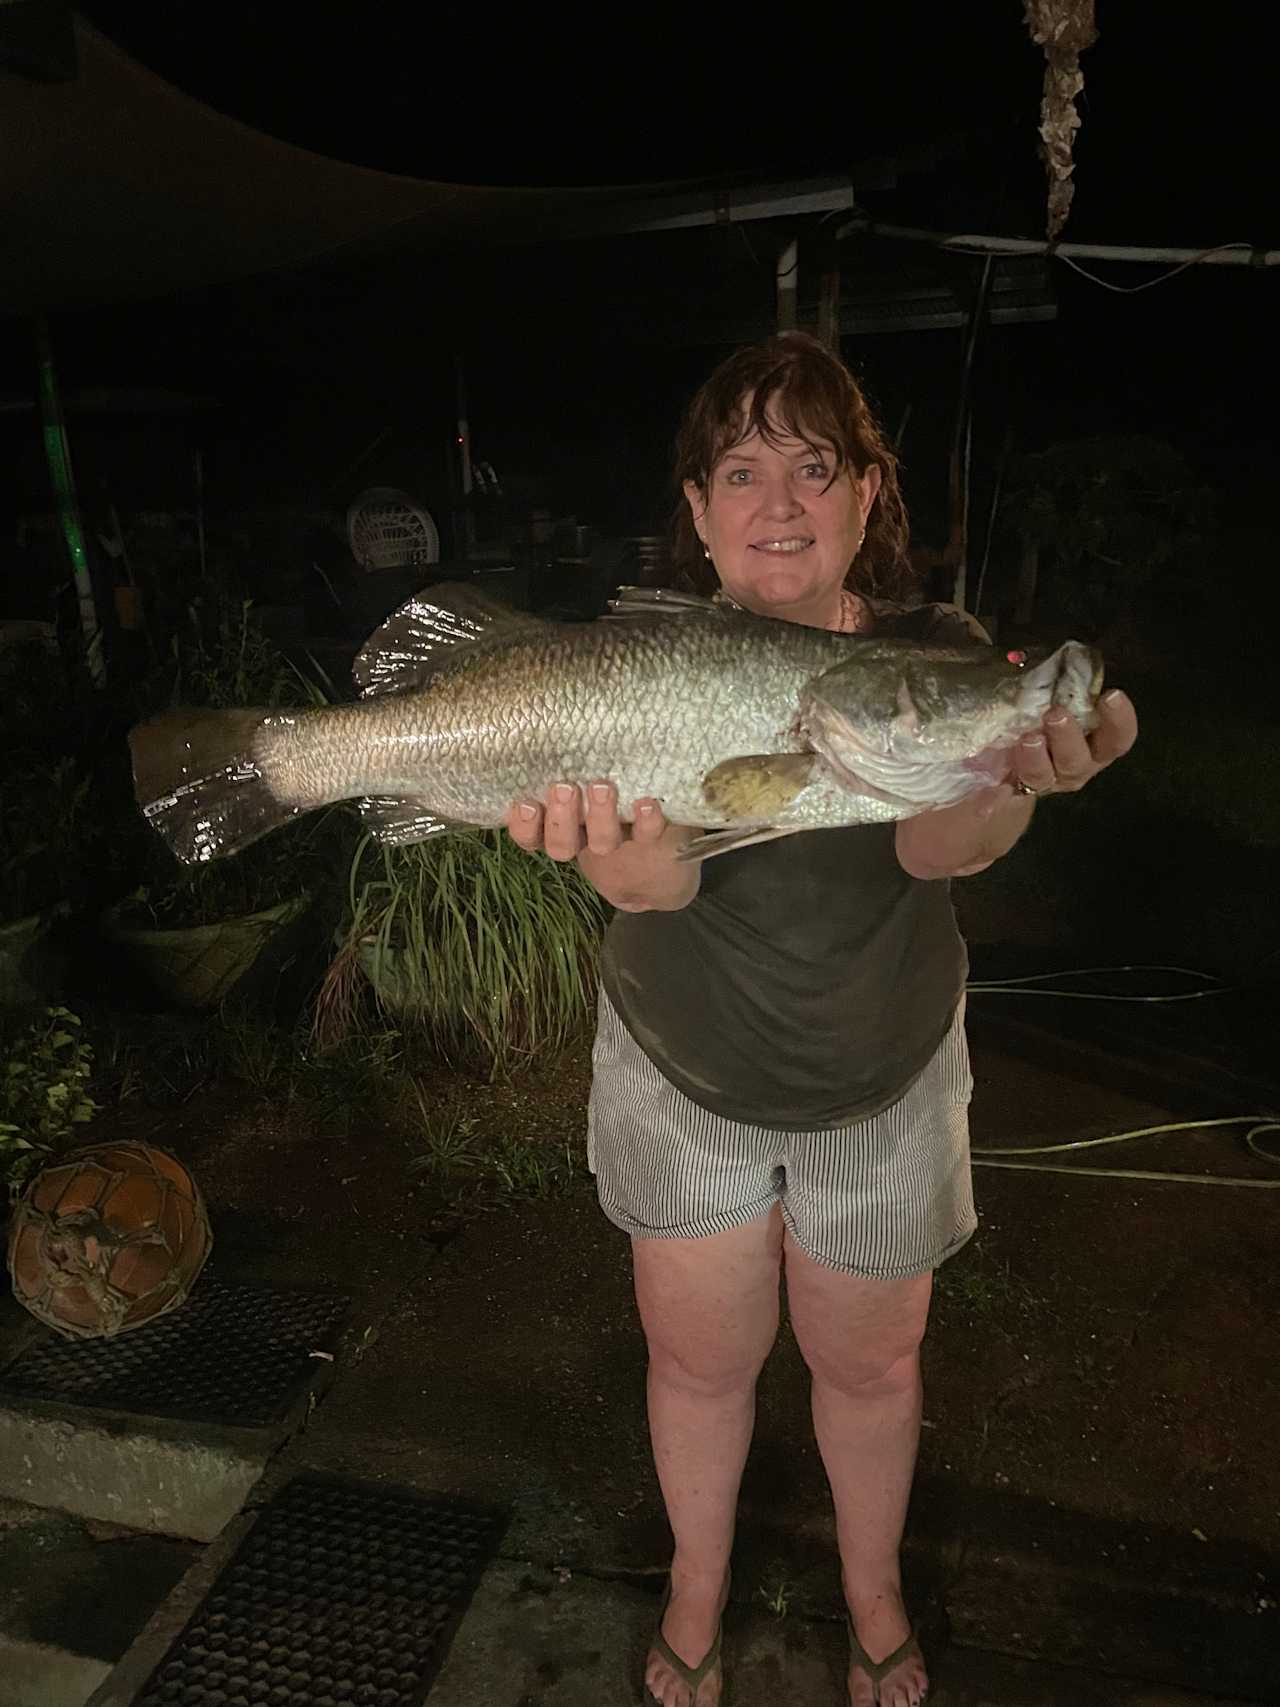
[[543, 783, 585, 860], [507, 783, 669, 861], [630, 798, 668, 841], [1010, 691, 1140, 797], [1089, 689, 1139, 766], [583, 781, 625, 856], [505, 799, 545, 851]]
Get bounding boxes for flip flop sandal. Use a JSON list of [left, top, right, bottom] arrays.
[[646, 1576, 727, 1705], [846, 1618, 928, 1707]]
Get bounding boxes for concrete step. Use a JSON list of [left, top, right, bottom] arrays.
[[0, 1397, 303, 1545], [0, 1281, 347, 1541], [0, 1500, 197, 1707]]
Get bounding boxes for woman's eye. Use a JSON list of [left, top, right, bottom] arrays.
[[802, 463, 829, 480], [725, 468, 751, 484]]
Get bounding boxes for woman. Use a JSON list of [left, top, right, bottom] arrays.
[[506, 333, 1137, 1707]]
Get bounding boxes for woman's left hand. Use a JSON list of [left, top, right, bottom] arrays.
[[895, 688, 1138, 880], [1010, 687, 1139, 797]]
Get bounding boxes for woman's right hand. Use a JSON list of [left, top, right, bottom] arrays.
[[504, 781, 701, 913]]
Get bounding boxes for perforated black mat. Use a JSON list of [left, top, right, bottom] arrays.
[[135, 1475, 506, 1706], [0, 1277, 349, 1427]]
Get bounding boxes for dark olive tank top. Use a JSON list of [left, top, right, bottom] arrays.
[[597, 602, 981, 1131]]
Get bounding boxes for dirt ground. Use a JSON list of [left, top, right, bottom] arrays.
[[64, 981, 1280, 1699]]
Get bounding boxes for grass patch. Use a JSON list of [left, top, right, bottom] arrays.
[[755, 1568, 792, 1617], [934, 1250, 1041, 1322], [408, 1096, 584, 1204]]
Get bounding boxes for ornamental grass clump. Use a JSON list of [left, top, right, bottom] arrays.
[[317, 829, 607, 1078]]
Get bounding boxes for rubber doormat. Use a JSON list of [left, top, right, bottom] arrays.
[[134, 1475, 507, 1706], [0, 1276, 350, 1427]]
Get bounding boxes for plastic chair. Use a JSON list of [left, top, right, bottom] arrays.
[[346, 487, 440, 571]]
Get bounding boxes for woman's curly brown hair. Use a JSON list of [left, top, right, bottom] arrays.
[[669, 331, 914, 601]]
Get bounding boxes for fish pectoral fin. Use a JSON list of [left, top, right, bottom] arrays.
[[354, 583, 556, 698], [677, 825, 808, 863], [357, 796, 469, 846], [701, 752, 818, 819]]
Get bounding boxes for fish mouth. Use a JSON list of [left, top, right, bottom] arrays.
[[750, 536, 815, 555]]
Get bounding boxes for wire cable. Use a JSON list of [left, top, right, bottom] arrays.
[[965, 963, 1278, 1186], [966, 964, 1233, 1003], [972, 1117, 1280, 1187], [1055, 242, 1256, 293]]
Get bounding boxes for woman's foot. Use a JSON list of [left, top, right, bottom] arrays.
[[644, 1572, 729, 1707], [846, 1584, 928, 1707]]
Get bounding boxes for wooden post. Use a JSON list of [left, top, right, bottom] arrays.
[[1014, 537, 1040, 627], [194, 449, 207, 585], [776, 240, 798, 331], [972, 428, 1012, 623], [944, 257, 994, 610], [454, 351, 475, 560], [816, 256, 841, 349]]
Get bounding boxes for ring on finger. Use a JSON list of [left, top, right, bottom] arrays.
[[1012, 775, 1053, 798]]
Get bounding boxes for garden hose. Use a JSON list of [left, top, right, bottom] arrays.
[[966, 963, 1234, 1002], [964, 963, 1280, 1187]]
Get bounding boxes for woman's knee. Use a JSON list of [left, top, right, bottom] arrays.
[[645, 1316, 777, 1399], [785, 1246, 932, 1394], [805, 1338, 923, 1398]]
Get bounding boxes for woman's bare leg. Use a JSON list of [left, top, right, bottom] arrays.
[[633, 1207, 784, 1707], [784, 1234, 933, 1707]]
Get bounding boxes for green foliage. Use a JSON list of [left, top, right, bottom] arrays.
[[0, 756, 93, 920], [934, 1250, 1041, 1323], [1002, 434, 1215, 631], [155, 592, 313, 714], [319, 829, 608, 1077], [756, 1573, 792, 1617], [121, 823, 330, 931], [290, 1029, 407, 1134], [0, 641, 105, 920], [408, 1104, 582, 1203], [0, 1006, 98, 1193]]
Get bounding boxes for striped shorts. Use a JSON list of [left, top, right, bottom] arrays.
[[586, 989, 977, 1279]]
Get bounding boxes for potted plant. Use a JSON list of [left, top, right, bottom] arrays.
[[317, 826, 608, 1078], [101, 587, 345, 1010]]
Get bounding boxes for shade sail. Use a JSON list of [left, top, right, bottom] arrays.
[[0, 13, 730, 312]]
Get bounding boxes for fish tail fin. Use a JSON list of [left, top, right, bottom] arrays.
[[129, 708, 297, 863]]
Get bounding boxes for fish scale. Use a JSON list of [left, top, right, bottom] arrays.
[[259, 616, 849, 828]]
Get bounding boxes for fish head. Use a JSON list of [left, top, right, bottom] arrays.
[[802, 639, 1105, 805]]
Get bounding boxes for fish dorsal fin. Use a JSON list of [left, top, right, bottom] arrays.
[[354, 582, 556, 698], [604, 585, 727, 620]]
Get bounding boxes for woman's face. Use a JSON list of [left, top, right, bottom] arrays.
[[684, 418, 881, 625]]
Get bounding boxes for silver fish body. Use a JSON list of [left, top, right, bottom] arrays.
[[129, 585, 1103, 865]]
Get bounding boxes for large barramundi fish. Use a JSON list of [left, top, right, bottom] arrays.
[[129, 585, 1103, 863]]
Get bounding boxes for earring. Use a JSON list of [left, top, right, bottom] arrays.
[[703, 546, 712, 560]]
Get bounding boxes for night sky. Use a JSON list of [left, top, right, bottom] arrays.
[[70, 3, 1266, 230], [11, 6, 1279, 550]]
